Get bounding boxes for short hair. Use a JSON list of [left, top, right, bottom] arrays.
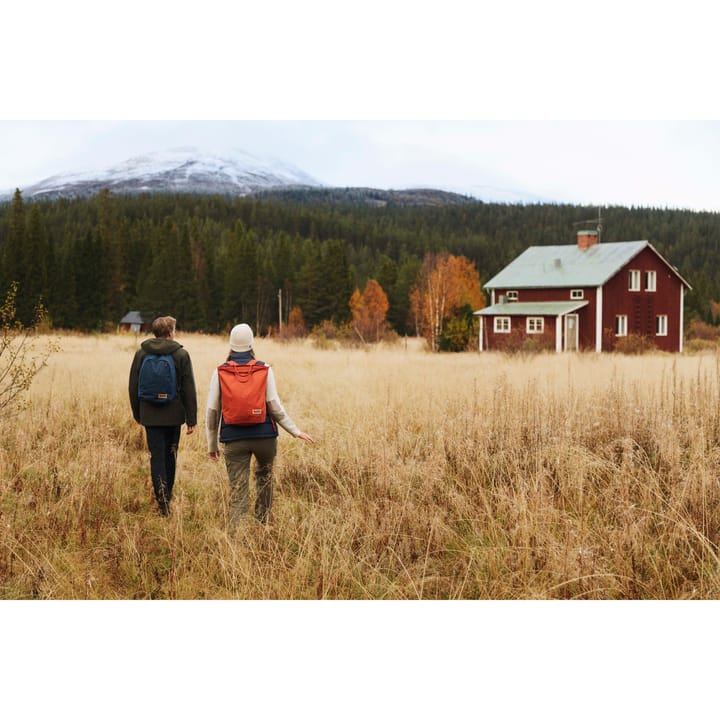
[[152, 316, 176, 338]]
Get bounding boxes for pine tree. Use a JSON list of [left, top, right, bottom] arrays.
[[22, 204, 50, 323], [50, 230, 78, 328], [3, 190, 26, 318], [135, 222, 168, 318], [72, 230, 106, 330], [392, 254, 422, 333], [319, 239, 353, 324], [296, 239, 324, 328], [167, 222, 194, 328], [223, 224, 260, 326], [187, 217, 210, 330], [98, 189, 127, 322]]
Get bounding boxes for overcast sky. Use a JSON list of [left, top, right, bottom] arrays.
[[4, 2, 720, 212], [1, 119, 720, 210]]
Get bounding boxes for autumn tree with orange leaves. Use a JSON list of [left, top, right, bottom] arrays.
[[349, 279, 390, 343], [409, 253, 485, 351]]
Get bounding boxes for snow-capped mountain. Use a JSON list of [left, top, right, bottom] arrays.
[[0, 146, 548, 206], [4, 147, 323, 200]]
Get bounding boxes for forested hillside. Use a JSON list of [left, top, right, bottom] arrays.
[[0, 188, 718, 335]]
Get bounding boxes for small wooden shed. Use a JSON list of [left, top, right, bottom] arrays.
[[119, 311, 154, 333]]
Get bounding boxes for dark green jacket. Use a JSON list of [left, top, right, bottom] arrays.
[[129, 338, 198, 427]]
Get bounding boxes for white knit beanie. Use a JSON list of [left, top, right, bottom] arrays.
[[230, 323, 254, 352]]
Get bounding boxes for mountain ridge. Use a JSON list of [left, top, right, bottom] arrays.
[[249, 186, 478, 207], [0, 146, 323, 202], [0, 146, 518, 207]]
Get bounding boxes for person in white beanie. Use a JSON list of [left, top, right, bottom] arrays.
[[206, 323, 314, 527]]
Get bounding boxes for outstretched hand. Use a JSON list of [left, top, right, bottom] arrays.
[[298, 432, 315, 444]]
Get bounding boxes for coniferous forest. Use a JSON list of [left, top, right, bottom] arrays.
[[1, 187, 719, 336]]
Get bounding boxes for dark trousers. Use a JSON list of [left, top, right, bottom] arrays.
[[145, 425, 181, 515]]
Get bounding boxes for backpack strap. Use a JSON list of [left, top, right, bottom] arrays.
[[222, 359, 262, 368]]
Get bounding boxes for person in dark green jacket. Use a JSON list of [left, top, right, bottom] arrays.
[[128, 316, 197, 516]]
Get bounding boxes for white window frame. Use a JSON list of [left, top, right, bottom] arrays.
[[616, 315, 628, 336], [494, 316, 511, 333], [570, 289, 584, 300], [629, 269, 641, 292], [506, 290, 518, 302], [645, 270, 657, 292], [526, 317, 544, 334], [656, 314, 668, 336]]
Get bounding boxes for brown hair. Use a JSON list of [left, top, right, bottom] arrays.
[[152, 316, 176, 338]]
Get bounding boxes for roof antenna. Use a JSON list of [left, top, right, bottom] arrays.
[[572, 207, 604, 243]]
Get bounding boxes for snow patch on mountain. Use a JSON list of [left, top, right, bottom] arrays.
[[2, 147, 323, 200], [0, 146, 551, 205]]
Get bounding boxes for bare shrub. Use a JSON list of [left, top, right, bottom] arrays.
[[685, 338, 719, 353], [614, 333, 655, 355], [494, 328, 554, 354], [686, 319, 720, 342], [276, 306, 308, 341], [0, 282, 59, 419]]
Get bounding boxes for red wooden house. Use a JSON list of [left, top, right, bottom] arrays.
[[474, 230, 691, 352]]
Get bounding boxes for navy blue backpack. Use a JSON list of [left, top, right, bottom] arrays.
[[138, 353, 177, 404]]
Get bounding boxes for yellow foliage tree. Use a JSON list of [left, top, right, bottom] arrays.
[[349, 279, 390, 343], [286, 305, 307, 338], [409, 253, 485, 351]]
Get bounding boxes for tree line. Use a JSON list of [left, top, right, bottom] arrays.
[[1, 188, 719, 343]]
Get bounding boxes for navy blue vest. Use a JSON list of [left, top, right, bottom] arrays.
[[219, 352, 278, 442]]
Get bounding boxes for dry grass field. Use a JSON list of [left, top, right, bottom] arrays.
[[2, 332, 720, 599]]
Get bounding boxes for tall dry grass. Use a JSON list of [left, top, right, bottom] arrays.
[[2, 332, 720, 599]]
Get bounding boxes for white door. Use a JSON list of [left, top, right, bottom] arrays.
[[564, 314, 579, 351]]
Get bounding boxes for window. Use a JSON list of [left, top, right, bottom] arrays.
[[615, 315, 628, 336], [656, 315, 668, 336], [570, 289, 584, 300], [629, 270, 640, 291], [526, 317, 544, 334], [494, 316, 511, 333], [506, 290, 518, 302], [645, 270, 656, 292]]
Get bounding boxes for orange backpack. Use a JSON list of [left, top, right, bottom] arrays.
[[217, 360, 269, 425]]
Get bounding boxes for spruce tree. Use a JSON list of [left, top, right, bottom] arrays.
[[319, 239, 353, 324], [72, 230, 106, 330], [296, 239, 324, 328], [3, 190, 26, 317], [223, 225, 260, 326], [22, 204, 50, 323], [51, 230, 78, 328]]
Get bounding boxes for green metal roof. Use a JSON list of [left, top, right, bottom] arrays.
[[474, 300, 588, 316], [484, 240, 690, 289]]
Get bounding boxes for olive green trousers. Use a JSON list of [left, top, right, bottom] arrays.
[[223, 437, 278, 526]]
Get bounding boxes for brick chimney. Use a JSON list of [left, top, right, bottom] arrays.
[[577, 229, 599, 250]]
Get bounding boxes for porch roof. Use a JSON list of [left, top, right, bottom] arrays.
[[474, 300, 589, 316]]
